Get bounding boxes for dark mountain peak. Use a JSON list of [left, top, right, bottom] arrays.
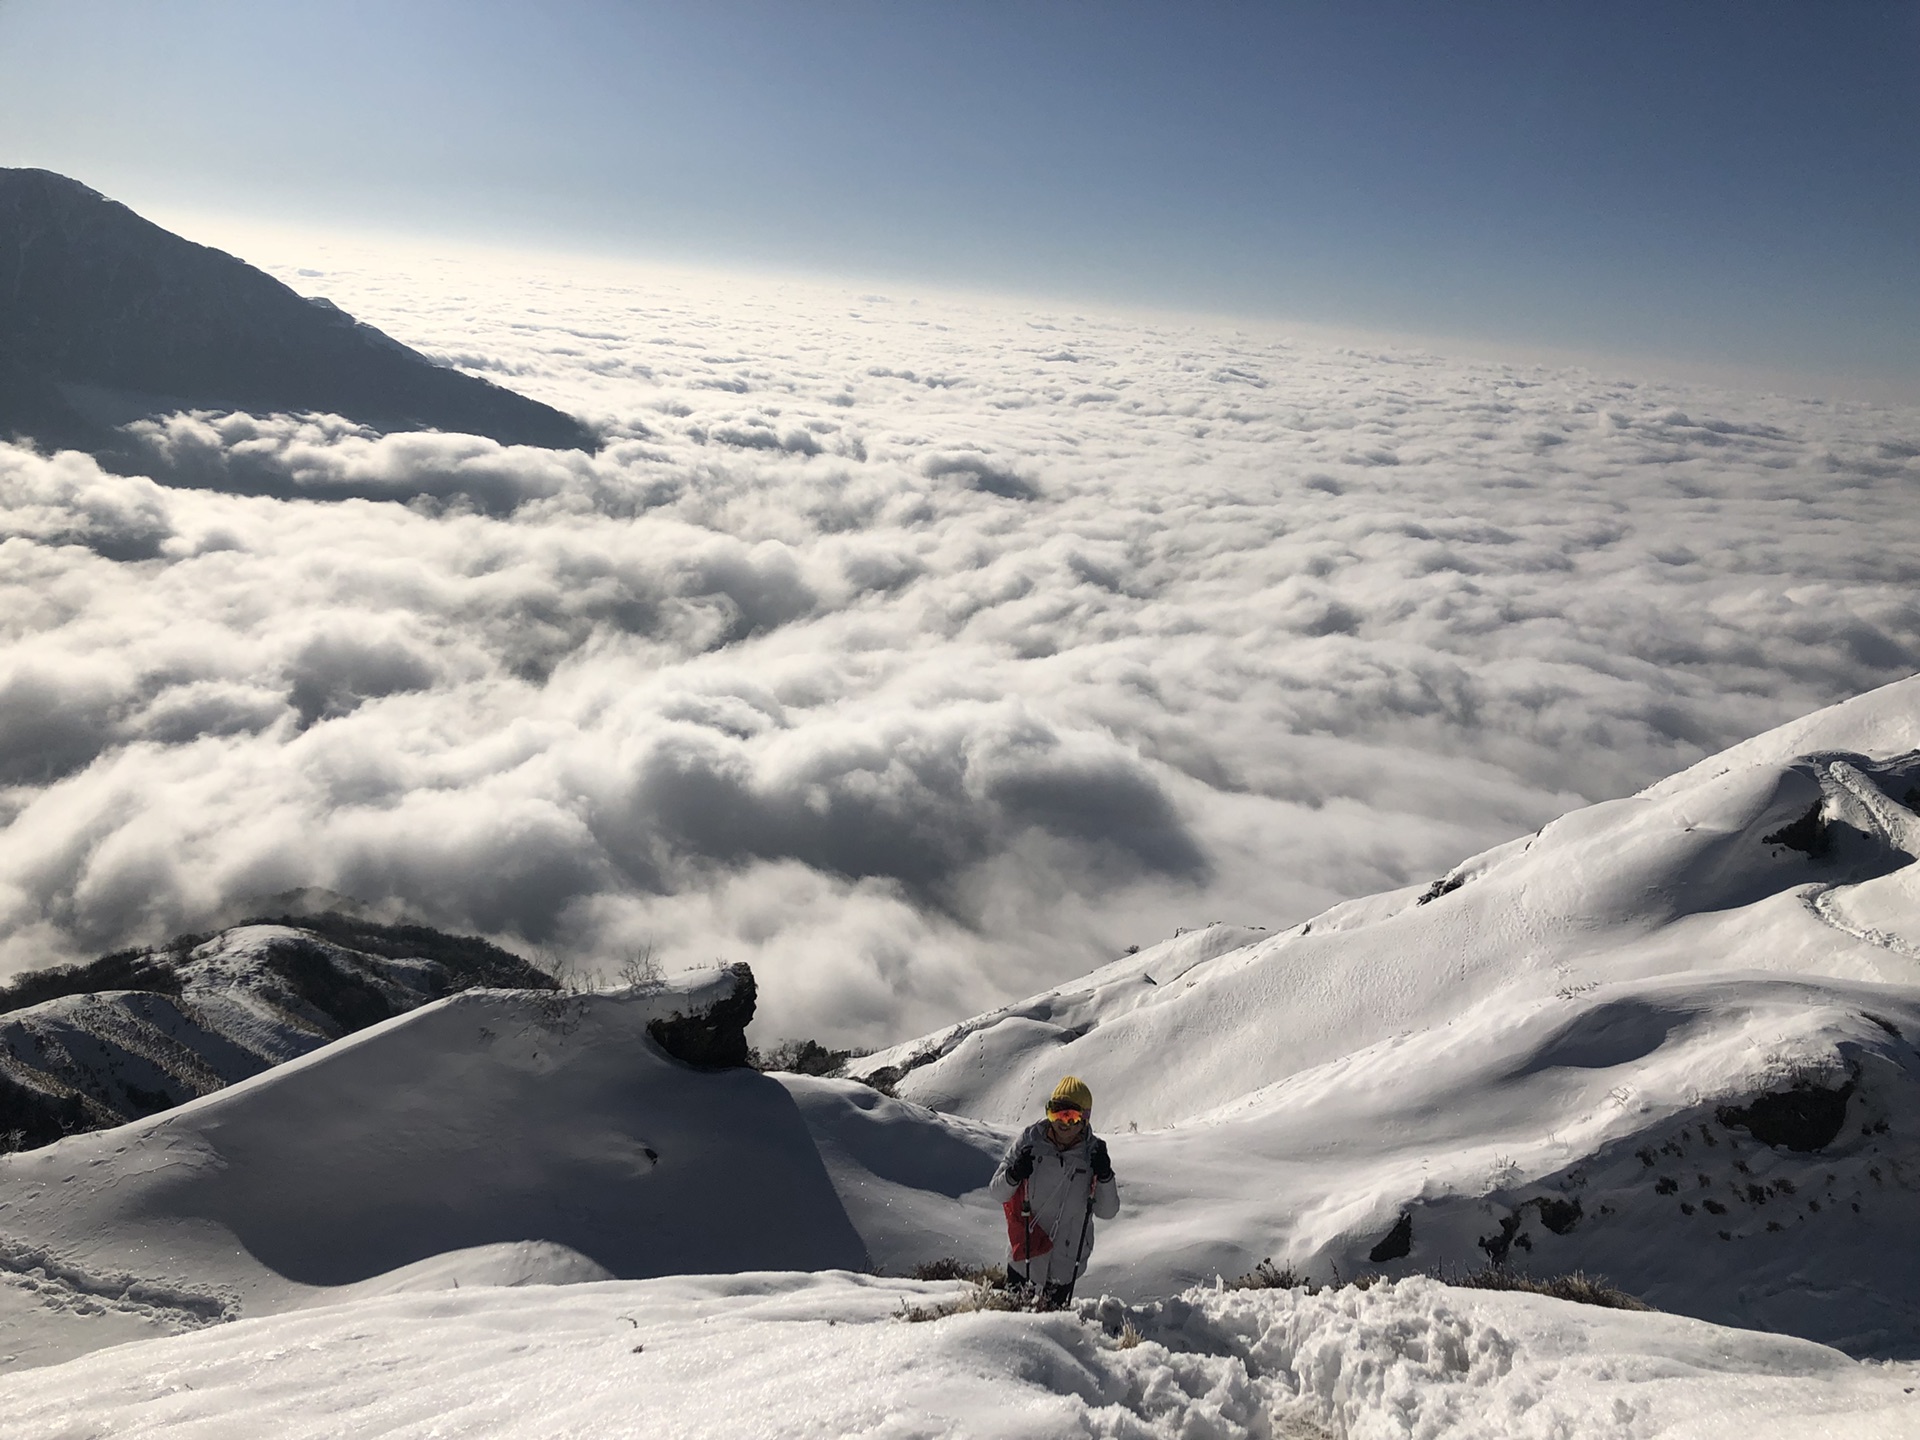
[[0, 167, 594, 461], [1, 166, 117, 217]]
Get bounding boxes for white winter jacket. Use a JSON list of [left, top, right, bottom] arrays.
[[988, 1120, 1120, 1288]]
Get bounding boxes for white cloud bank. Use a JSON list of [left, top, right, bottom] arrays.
[[3, 236, 1919, 1044]]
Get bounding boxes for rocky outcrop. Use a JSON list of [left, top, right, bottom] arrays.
[[647, 962, 758, 1069], [0, 168, 594, 461]]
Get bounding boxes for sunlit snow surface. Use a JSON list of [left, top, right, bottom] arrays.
[[4, 231, 1920, 1045], [3, 1272, 1917, 1440]]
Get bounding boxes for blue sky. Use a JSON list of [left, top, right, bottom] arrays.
[[2, 0, 1916, 392]]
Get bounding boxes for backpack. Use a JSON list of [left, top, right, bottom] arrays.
[[1002, 1179, 1054, 1261]]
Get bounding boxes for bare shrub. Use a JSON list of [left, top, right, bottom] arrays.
[[616, 943, 663, 988], [753, 1037, 853, 1076], [533, 948, 594, 995]]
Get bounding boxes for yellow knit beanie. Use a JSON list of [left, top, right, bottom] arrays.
[[1047, 1075, 1092, 1114]]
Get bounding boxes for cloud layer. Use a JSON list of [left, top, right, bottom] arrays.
[[4, 239, 1919, 1043]]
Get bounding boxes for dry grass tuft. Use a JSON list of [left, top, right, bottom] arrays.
[[895, 1283, 1029, 1323], [910, 1258, 1006, 1285], [1226, 1258, 1308, 1291], [1225, 1258, 1652, 1312], [1451, 1267, 1653, 1311]]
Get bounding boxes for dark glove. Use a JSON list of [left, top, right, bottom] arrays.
[[1005, 1147, 1034, 1183], [1090, 1137, 1114, 1183]]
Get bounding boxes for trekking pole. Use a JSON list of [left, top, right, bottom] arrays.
[[1062, 1177, 1098, 1305], [1021, 1193, 1034, 1297]]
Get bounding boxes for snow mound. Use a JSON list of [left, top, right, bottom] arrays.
[[302, 1241, 616, 1307], [851, 688, 1920, 1129], [2, 1270, 1914, 1439], [0, 971, 863, 1355], [0, 961, 1022, 1373]]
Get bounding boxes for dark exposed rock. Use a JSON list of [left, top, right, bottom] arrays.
[[1475, 1194, 1581, 1263], [851, 1039, 947, 1098], [1417, 872, 1467, 905], [1717, 1077, 1855, 1153], [1535, 1196, 1582, 1235], [1864, 1013, 1904, 1042], [0, 168, 593, 464], [648, 963, 758, 1070], [1368, 1212, 1413, 1262], [1762, 802, 1831, 859]]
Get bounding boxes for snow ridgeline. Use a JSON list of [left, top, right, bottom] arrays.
[[2, 1270, 1916, 1439], [0, 915, 554, 1145]]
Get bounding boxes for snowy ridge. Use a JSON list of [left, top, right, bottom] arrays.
[[849, 736, 1920, 1131], [0, 920, 551, 1145]]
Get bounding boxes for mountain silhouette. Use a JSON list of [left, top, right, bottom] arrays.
[[0, 168, 593, 459]]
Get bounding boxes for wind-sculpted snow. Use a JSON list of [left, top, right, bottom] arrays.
[[3, 231, 1920, 1045], [0, 973, 864, 1299], [2, 1271, 1915, 1439]]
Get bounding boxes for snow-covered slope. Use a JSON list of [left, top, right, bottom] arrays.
[[844, 674, 1920, 1353], [0, 966, 1008, 1370], [850, 681, 1920, 1127]]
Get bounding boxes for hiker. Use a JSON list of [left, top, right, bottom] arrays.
[[989, 1075, 1118, 1307]]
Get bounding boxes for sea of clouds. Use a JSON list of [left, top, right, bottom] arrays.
[[3, 233, 1918, 1044]]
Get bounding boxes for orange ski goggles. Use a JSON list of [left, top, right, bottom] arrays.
[[1047, 1107, 1085, 1125]]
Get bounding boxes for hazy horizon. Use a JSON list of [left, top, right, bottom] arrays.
[[123, 204, 1920, 411], [3, 0, 1915, 397]]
